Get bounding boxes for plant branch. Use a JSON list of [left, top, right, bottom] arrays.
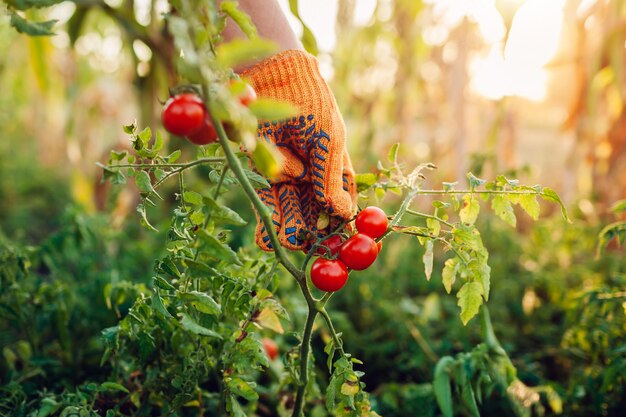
[[292, 306, 317, 417], [405, 209, 454, 228], [318, 307, 345, 357], [107, 158, 225, 169]]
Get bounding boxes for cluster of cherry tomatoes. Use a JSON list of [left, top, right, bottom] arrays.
[[310, 206, 388, 293], [161, 82, 257, 145]]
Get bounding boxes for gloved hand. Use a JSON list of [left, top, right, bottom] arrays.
[[240, 50, 357, 251]]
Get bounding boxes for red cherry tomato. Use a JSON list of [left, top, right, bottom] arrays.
[[310, 258, 349, 292], [187, 116, 218, 145], [316, 235, 344, 256], [355, 207, 388, 239], [261, 337, 279, 361], [231, 80, 257, 107], [161, 93, 206, 137], [339, 233, 379, 271]]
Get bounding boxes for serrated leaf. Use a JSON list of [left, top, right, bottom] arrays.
[[491, 195, 516, 227], [181, 291, 221, 316], [227, 377, 259, 401], [165, 149, 182, 163], [247, 98, 298, 120], [99, 382, 129, 394], [423, 240, 434, 281], [180, 313, 222, 338], [540, 187, 571, 222], [442, 257, 459, 294], [433, 356, 455, 417], [518, 194, 540, 220], [459, 195, 480, 225], [457, 282, 484, 325], [135, 170, 154, 194], [203, 195, 247, 226], [243, 168, 270, 189], [356, 173, 377, 192], [197, 230, 242, 265], [255, 308, 284, 334], [10, 13, 57, 36]]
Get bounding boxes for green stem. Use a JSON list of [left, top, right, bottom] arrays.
[[318, 307, 345, 356], [108, 158, 225, 169], [405, 209, 454, 228], [292, 305, 318, 417], [479, 304, 504, 354], [204, 87, 303, 281], [152, 158, 226, 189], [417, 189, 543, 196]]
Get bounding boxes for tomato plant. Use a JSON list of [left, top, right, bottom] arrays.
[[161, 93, 206, 137], [310, 258, 349, 292]]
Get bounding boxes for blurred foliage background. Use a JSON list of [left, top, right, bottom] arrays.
[[1, 0, 625, 416]]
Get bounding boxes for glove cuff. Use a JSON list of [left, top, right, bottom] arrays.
[[239, 50, 336, 114]]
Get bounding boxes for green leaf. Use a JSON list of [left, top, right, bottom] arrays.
[[181, 291, 221, 316], [247, 98, 298, 120], [356, 173, 377, 192], [184, 191, 204, 206], [288, 0, 319, 55], [227, 377, 259, 401], [491, 195, 516, 227], [243, 168, 271, 189], [442, 257, 459, 294], [596, 221, 626, 257], [10, 13, 57, 36], [459, 195, 480, 225], [251, 140, 283, 180], [197, 230, 242, 265], [467, 172, 486, 190], [136, 203, 158, 231], [387, 143, 400, 163], [203, 195, 247, 226], [423, 240, 434, 281], [135, 171, 154, 195], [457, 281, 484, 325], [433, 356, 455, 417], [227, 396, 247, 417], [180, 313, 222, 338], [540, 187, 571, 222], [610, 199, 626, 214], [99, 382, 129, 394], [165, 149, 182, 163], [518, 194, 540, 220], [427, 217, 441, 237], [216, 38, 277, 69], [220, 1, 258, 39], [151, 293, 173, 318]]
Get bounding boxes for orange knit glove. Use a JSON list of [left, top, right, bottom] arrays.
[[241, 50, 357, 251]]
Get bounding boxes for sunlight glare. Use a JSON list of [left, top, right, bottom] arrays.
[[471, 0, 566, 101]]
